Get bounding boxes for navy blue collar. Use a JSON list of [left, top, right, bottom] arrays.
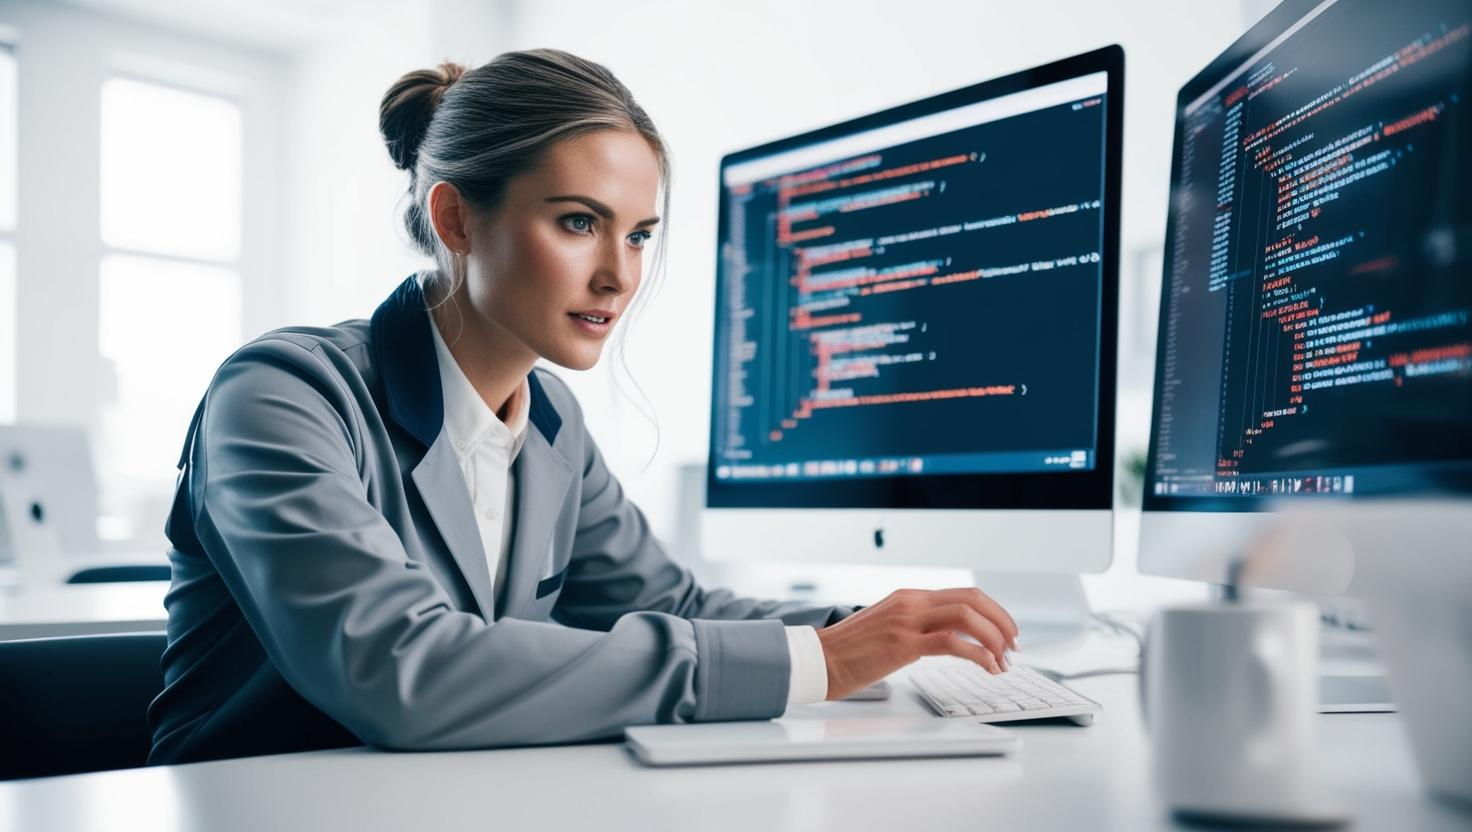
[[369, 275, 562, 449]]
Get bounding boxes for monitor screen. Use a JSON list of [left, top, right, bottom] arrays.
[[1145, 0, 1472, 511], [707, 48, 1121, 510]]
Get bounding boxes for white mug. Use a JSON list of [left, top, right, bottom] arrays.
[[1142, 600, 1323, 822]]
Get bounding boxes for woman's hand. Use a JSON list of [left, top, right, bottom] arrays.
[[816, 587, 1020, 700]]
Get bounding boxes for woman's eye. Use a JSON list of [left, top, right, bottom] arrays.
[[628, 231, 653, 249], [561, 214, 596, 234]]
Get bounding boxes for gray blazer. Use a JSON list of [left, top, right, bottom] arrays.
[[147, 275, 855, 765]]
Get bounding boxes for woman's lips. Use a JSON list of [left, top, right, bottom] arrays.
[[568, 311, 614, 336]]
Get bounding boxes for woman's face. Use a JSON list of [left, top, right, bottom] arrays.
[[461, 129, 662, 372]]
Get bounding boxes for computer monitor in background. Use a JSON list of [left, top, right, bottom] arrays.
[[704, 47, 1123, 638], [0, 424, 102, 584], [1140, 0, 1472, 592]]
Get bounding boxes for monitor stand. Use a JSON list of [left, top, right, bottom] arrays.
[[970, 570, 1090, 648]]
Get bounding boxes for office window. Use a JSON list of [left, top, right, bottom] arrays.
[[0, 44, 15, 423], [0, 243, 14, 425], [0, 43, 15, 231], [97, 255, 240, 484], [100, 78, 241, 260], [98, 77, 243, 532]]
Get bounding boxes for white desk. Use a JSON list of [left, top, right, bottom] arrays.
[[0, 581, 168, 641], [1, 635, 1466, 831]]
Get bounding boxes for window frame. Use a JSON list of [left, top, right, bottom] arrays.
[[97, 71, 246, 278], [0, 41, 18, 423]]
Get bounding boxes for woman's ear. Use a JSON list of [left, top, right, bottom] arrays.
[[427, 181, 473, 255]]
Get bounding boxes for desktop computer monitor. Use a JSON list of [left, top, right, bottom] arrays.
[[0, 424, 103, 584], [1140, 0, 1472, 594], [703, 47, 1123, 579]]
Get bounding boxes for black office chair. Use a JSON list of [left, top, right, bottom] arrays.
[[0, 632, 165, 780], [66, 564, 171, 584]]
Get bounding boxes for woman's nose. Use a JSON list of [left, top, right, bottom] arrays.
[[593, 242, 634, 295]]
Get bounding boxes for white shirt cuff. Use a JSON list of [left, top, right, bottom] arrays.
[[783, 625, 828, 706]]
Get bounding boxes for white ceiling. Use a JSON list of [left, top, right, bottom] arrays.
[[53, 0, 414, 53]]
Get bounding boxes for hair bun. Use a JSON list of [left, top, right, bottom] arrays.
[[380, 60, 467, 172]]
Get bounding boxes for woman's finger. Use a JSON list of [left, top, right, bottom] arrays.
[[918, 630, 1001, 674], [928, 587, 1019, 649], [919, 603, 1009, 660]]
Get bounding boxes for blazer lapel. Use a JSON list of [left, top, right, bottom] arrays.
[[372, 275, 497, 616], [369, 276, 442, 450], [499, 396, 574, 620], [411, 436, 498, 617]]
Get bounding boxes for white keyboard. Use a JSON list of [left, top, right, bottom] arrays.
[[910, 664, 1101, 726]]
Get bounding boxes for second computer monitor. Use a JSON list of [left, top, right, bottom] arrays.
[[704, 47, 1123, 573], [1140, 0, 1472, 592]]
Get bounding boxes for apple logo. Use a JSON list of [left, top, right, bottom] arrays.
[[873, 526, 885, 549]]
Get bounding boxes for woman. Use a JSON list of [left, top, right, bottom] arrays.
[[147, 49, 1018, 765]]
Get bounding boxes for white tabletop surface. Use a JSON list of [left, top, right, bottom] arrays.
[[1, 633, 1467, 832], [0, 581, 168, 640]]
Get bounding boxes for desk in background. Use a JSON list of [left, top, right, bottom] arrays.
[[0, 582, 168, 641], [1, 634, 1466, 831]]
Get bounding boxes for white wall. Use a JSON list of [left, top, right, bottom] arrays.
[[278, 4, 437, 329], [278, 0, 519, 330]]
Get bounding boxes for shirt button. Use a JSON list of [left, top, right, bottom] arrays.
[[483, 507, 498, 520], [454, 440, 467, 451]]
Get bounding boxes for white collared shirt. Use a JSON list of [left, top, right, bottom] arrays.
[[430, 321, 529, 620], [429, 319, 827, 707]]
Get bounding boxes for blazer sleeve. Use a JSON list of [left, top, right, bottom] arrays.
[[190, 338, 796, 751], [551, 402, 861, 633]]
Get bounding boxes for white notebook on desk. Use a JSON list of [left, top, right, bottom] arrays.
[[625, 716, 1018, 766]]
